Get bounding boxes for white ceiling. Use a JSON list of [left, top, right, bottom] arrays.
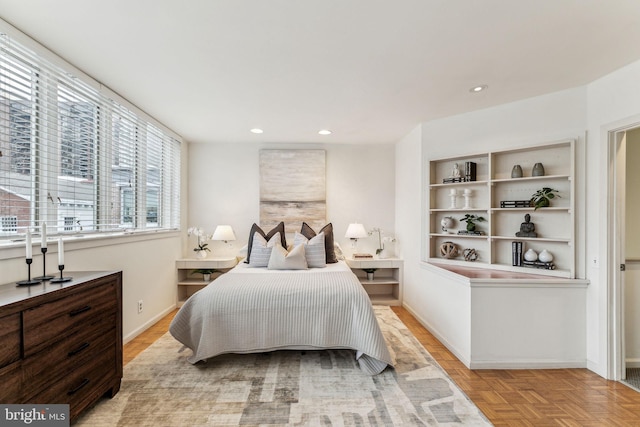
[[1, 1, 640, 144]]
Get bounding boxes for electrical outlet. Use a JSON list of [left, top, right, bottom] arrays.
[[138, 300, 143, 313]]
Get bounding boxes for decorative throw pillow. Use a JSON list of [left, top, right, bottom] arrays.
[[300, 222, 337, 263], [293, 231, 326, 268], [268, 242, 308, 270], [249, 231, 281, 267], [245, 222, 287, 263], [333, 242, 345, 261]]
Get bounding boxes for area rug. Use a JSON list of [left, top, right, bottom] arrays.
[[76, 306, 491, 426], [623, 368, 640, 392]]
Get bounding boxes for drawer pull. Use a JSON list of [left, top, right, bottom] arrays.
[[67, 378, 90, 395], [69, 305, 91, 317], [68, 342, 90, 357]]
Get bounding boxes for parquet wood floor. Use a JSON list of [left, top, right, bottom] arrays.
[[123, 306, 640, 426]]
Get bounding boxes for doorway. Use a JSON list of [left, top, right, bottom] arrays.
[[609, 123, 640, 390]]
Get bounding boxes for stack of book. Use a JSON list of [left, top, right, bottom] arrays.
[[442, 177, 465, 184], [512, 241, 523, 266], [464, 161, 476, 182], [501, 200, 533, 208], [457, 230, 485, 236], [523, 260, 556, 270], [353, 253, 373, 259]]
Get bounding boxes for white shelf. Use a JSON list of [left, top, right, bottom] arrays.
[[345, 258, 403, 306], [176, 257, 237, 306]]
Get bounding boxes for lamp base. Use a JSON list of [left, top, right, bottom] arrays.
[[16, 279, 42, 287]]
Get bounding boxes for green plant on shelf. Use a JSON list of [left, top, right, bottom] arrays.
[[460, 214, 485, 232], [530, 187, 560, 210]]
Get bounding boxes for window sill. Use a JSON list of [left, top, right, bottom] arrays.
[[0, 229, 181, 261]]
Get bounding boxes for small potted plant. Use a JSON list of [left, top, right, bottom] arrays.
[[530, 187, 560, 210], [192, 268, 219, 282], [460, 214, 485, 232], [362, 268, 377, 281]]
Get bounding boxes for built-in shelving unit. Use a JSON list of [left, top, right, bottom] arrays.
[[345, 258, 403, 306], [176, 257, 237, 306], [427, 139, 575, 278]]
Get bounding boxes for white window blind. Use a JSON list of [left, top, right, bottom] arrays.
[[0, 32, 181, 241]]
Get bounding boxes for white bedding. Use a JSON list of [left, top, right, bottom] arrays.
[[169, 261, 393, 375]]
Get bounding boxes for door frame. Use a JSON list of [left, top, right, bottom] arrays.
[[607, 118, 640, 381]]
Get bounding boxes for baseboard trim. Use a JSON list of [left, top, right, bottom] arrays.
[[401, 302, 471, 368], [470, 360, 587, 370], [626, 359, 640, 369], [123, 304, 177, 344]]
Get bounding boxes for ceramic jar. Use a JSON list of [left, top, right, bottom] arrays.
[[538, 249, 553, 263], [511, 164, 523, 178], [532, 162, 545, 176], [524, 248, 538, 262]]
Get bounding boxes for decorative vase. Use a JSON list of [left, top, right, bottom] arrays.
[[524, 248, 538, 262], [538, 249, 553, 263], [511, 164, 523, 178], [378, 247, 391, 259], [366, 272, 374, 281], [203, 273, 211, 282], [196, 250, 208, 259], [532, 162, 545, 176]]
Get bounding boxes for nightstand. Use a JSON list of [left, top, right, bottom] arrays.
[[176, 257, 237, 306], [345, 258, 403, 306]]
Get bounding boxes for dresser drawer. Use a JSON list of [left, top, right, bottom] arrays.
[[28, 343, 117, 410], [0, 313, 21, 368], [0, 361, 22, 403], [22, 317, 116, 395], [23, 279, 117, 357]]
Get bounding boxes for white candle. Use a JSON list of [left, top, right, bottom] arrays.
[[25, 228, 32, 259], [58, 238, 64, 266], [41, 222, 47, 249]]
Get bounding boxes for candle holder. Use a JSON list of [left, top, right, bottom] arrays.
[[34, 247, 54, 281], [16, 258, 42, 286], [50, 264, 72, 283]]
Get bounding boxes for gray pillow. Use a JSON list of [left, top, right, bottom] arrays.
[[249, 231, 281, 267], [293, 231, 326, 268]]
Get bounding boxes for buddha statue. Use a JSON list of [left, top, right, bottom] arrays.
[[516, 213, 537, 237]]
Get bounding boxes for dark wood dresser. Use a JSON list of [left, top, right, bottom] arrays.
[[0, 271, 122, 422]]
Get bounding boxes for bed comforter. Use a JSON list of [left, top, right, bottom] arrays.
[[169, 261, 393, 375]]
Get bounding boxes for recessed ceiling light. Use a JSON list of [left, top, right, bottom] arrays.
[[470, 85, 488, 93], [318, 130, 332, 135], [250, 128, 263, 134]]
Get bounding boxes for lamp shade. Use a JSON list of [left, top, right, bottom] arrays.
[[345, 223, 368, 239], [212, 225, 236, 242]]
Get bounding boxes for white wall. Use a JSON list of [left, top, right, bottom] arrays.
[[187, 142, 396, 257]]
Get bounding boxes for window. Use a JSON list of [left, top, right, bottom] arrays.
[[0, 32, 181, 241]]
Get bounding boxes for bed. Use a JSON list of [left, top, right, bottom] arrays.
[[169, 260, 393, 375]]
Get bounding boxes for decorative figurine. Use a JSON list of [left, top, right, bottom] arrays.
[[441, 216, 455, 233], [452, 163, 461, 178], [463, 248, 478, 261], [440, 241, 458, 259], [516, 214, 537, 237]]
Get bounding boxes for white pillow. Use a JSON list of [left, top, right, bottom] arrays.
[[333, 242, 345, 261], [293, 231, 326, 268], [249, 231, 281, 267], [268, 242, 308, 270]]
